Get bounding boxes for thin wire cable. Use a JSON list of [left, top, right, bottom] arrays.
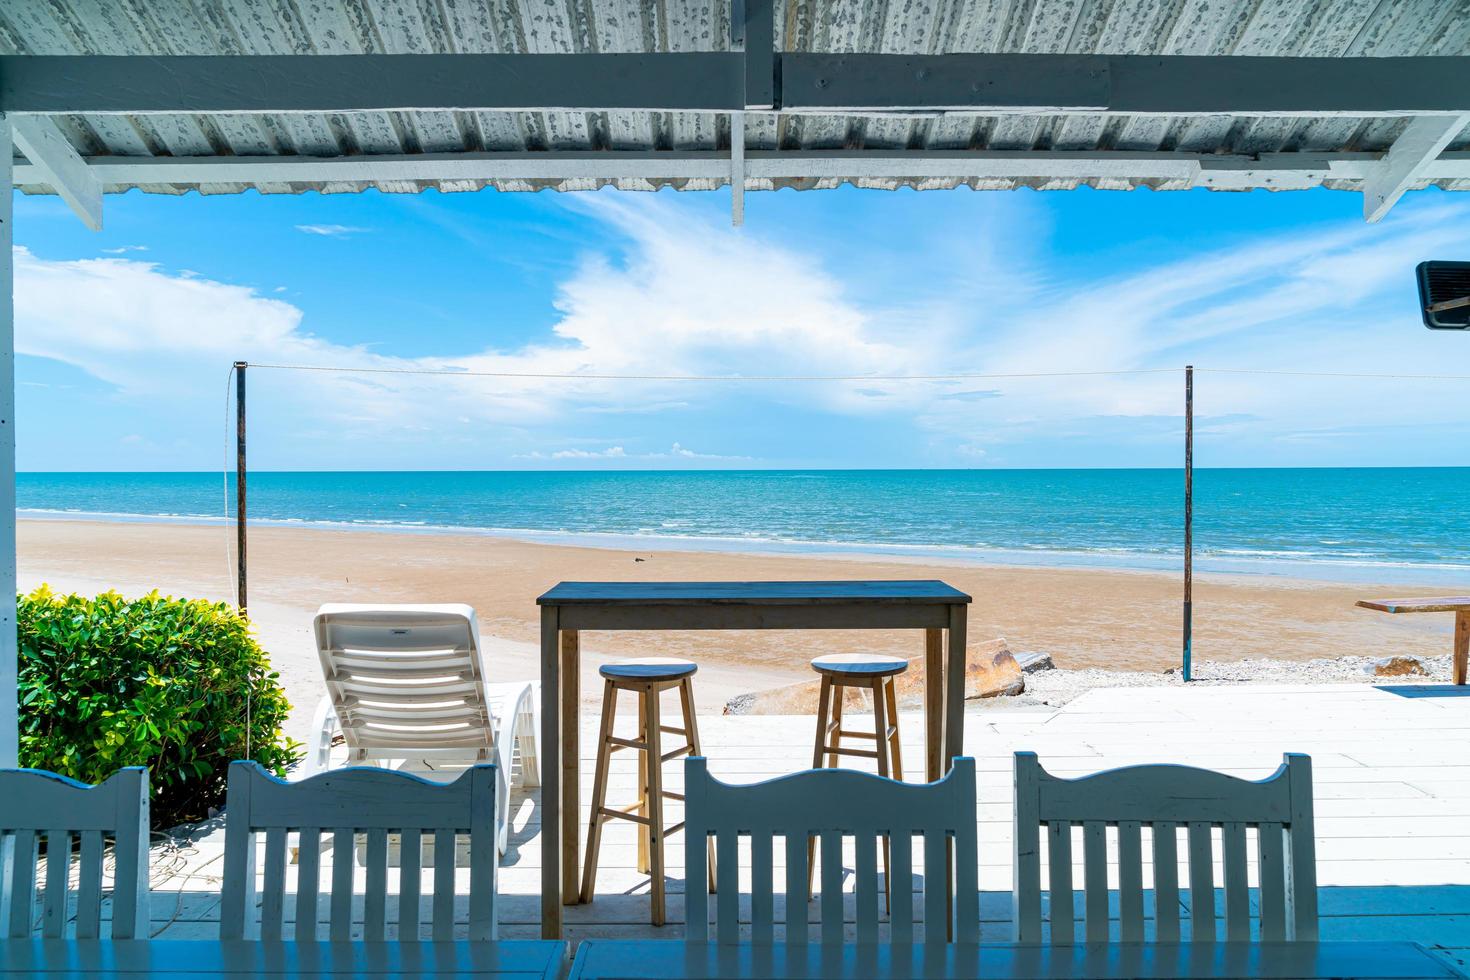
[[244, 362, 1181, 382], [1197, 368, 1470, 381]]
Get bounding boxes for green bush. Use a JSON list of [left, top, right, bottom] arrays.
[[17, 586, 300, 829]]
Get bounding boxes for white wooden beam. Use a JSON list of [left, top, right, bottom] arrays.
[[11, 148, 1470, 191], [0, 116, 15, 768], [11, 117, 101, 230], [1361, 115, 1470, 223], [730, 113, 746, 226]]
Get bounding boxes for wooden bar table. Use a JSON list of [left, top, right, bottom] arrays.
[[536, 580, 972, 939], [1356, 596, 1470, 685]]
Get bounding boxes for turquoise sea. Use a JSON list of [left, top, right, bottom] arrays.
[[16, 468, 1470, 584]]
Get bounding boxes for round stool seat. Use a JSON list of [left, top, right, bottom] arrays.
[[599, 657, 698, 682], [810, 653, 909, 678]]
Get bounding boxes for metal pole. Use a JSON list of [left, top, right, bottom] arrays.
[[1183, 364, 1193, 682], [234, 361, 247, 614]]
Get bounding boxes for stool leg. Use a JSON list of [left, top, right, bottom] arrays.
[[808, 676, 833, 899], [579, 680, 619, 904], [826, 686, 845, 769], [636, 693, 650, 875], [679, 677, 717, 894], [645, 685, 667, 926], [884, 677, 904, 781], [872, 679, 889, 781]]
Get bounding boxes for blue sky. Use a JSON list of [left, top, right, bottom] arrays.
[[12, 182, 1470, 471]]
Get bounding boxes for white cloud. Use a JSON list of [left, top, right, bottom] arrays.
[[100, 245, 148, 254], [295, 224, 371, 237], [17, 194, 1470, 469]]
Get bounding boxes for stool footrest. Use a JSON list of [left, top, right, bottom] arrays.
[[834, 728, 878, 740], [661, 745, 693, 763], [600, 807, 650, 826], [607, 735, 650, 751], [820, 745, 881, 760]]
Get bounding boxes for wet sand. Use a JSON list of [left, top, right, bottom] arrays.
[[17, 518, 1460, 745]]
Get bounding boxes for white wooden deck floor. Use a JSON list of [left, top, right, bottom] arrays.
[[141, 683, 1470, 973]]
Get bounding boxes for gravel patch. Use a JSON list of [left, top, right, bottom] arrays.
[[1003, 653, 1458, 708]]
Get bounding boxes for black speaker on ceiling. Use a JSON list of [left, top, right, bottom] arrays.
[[1417, 261, 1470, 329]]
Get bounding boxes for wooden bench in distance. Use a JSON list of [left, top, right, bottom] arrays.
[[1356, 597, 1470, 685]]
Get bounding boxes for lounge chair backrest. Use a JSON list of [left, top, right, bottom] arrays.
[[1013, 752, 1318, 945], [684, 756, 979, 946], [0, 767, 149, 939], [313, 604, 495, 762], [219, 761, 497, 942]]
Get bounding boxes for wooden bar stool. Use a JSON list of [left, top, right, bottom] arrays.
[[580, 657, 713, 926], [809, 652, 908, 906]]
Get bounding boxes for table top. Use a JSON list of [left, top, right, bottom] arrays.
[[537, 580, 972, 606], [0, 939, 565, 978], [1357, 596, 1470, 613], [568, 940, 1462, 979]]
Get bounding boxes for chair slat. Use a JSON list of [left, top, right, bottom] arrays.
[[1012, 754, 1042, 944], [1152, 822, 1181, 943], [922, 826, 946, 945], [819, 831, 843, 945], [750, 831, 774, 946], [398, 828, 421, 941], [716, 832, 740, 945], [364, 829, 388, 941], [685, 821, 709, 945], [296, 828, 321, 942], [854, 832, 878, 942], [890, 832, 914, 944], [9, 829, 36, 938], [1117, 820, 1144, 943], [260, 828, 287, 942], [467, 766, 497, 942], [330, 828, 353, 941], [1222, 822, 1250, 942], [1082, 821, 1108, 943], [784, 832, 808, 946], [432, 827, 455, 941], [1187, 821, 1215, 943], [42, 830, 70, 938], [1046, 821, 1073, 945], [75, 832, 102, 940], [1257, 822, 1287, 943]]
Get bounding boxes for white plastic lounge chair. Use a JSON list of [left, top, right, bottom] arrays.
[[306, 603, 539, 854]]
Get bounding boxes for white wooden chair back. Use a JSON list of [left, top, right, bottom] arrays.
[[313, 604, 496, 764], [219, 761, 497, 942], [685, 756, 979, 946], [1013, 752, 1318, 945], [0, 767, 149, 939]]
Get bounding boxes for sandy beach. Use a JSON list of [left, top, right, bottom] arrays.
[[17, 518, 1461, 746]]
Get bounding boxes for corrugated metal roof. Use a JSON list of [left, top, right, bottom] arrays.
[[2, 0, 1469, 197]]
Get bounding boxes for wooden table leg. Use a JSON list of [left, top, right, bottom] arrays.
[[944, 607, 967, 940], [1456, 611, 1469, 686], [539, 606, 562, 939], [924, 628, 943, 782], [944, 605, 967, 771], [561, 629, 581, 904]]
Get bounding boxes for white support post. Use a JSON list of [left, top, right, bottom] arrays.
[[730, 112, 746, 227], [11, 118, 101, 231], [0, 115, 16, 768], [1362, 114, 1470, 222]]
